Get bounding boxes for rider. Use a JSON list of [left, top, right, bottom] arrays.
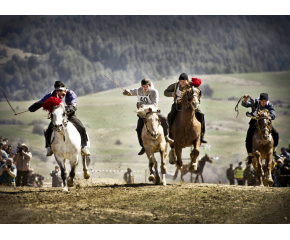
[[123, 78, 174, 155], [164, 73, 207, 143], [242, 93, 279, 164], [28, 81, 91, 156]]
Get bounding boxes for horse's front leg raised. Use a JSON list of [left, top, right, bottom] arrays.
[[67, 154, 79, 187], [159, 149, 167, 186], [82, 155, 91, 179], [175, 145, 183, 169], [253, 150, 264, 186], [189, 141, 200, 171]]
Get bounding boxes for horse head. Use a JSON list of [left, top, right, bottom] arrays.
[[51, 104, 67, 132], [256, 110, 272, 140], [202, 153, 213, 164], [180, 87, 199, 111], [43, 97, 67, 133], [136, 107, 160, 138]]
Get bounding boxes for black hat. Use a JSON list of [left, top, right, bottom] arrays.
[[179, 73, 189, 81], [260, 93, 268, 101]]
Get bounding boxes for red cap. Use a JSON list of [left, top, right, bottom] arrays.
[[192, 77, 201, 87]]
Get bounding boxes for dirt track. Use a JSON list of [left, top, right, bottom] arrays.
[[1, 178, 290, 224]]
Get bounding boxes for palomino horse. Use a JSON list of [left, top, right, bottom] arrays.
[[251, 109, 274, 186], [169, 87, 201, 171], [136, 106, 167, 185], [44, 97, 90, 189], [173, 154, 213, 182]]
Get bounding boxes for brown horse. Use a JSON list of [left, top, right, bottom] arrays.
[[169, 87, 201, 171], [252, 109, 274, 186], [173, 154, 213, 182]]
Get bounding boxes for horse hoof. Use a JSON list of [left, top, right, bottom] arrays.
[[148, 175, 155, 182], [63, 187, 68, 192], [67, 178, 74, 187], [267, 178, 274, 185], [84, 171, 90, 179]]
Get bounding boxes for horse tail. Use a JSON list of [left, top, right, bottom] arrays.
[[173, 167, 179, 180]]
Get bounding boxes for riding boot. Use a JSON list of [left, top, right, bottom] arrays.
[[44, 123, 53, 156], [167, 103, 178, 139], [196, 110, 207, 144], [136, 116, 145, 155], [273, 147, 279, 158], [81, 142, 91, 156], [158, 113, 174, 144]]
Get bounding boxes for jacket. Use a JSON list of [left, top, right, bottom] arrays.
[[14, 151, 32, 171]]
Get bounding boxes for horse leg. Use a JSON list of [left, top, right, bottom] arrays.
[[201, 174, 204, 183], [189, 142, 200, 171], [180, 167, 185, 182], [265, 151, 274, 186], [159, 150, 167, 186], [82, 154, 90, 179], [146, 149, 155, 182], [169, 147, 177, 165], [55, 155, 67, 188], [195, 175, 199, 183], [253, 150, 264, 186], [68, 155, 79, 187], [153, 154, 161, 185], [175, 145, 183, 169]]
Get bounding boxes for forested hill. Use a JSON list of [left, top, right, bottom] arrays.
[[0, 15, 290, 101]]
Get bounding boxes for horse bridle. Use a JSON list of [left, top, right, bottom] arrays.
[[51, 105, 68, 142], [256, 116, 272, 135], [143, 111, 160, 138], [175, 87, 198, 112]]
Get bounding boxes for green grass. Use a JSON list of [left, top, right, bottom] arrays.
[[1, 71, 290, 182]]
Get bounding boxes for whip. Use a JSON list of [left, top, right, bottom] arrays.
[[1, 90, 29, 115]]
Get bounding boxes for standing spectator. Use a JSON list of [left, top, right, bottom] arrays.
[[0, 158, 17, 186], [27, 168, 36, 187], [281, 147, 290, 162], [50, 166, 63, 187], [226, 164, 235, 185], [6, 145, 12, 155], [3, 145, 8, 153], [14, 143, 32, 186], [234, 162, 245, 185], [123, 168, 134, 184], [2, 138, 8, 146], [280, 158, 290, 187], [0, 143, 8, 160], [0, 156, 6, 166], [243, 162, 259, 186], [273, 158, 284, 187]]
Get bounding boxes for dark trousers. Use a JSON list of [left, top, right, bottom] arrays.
[[246, 120, 279, 153], [167, 103, 205, 138], [16, 171, 29, 186], [237, 179, 244, 185], [45, 115, 88, 147], [136, 114, 169, 148], [229, 179, 235, 185]]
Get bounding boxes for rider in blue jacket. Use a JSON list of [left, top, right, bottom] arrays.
[[242, 93, 279, 164], [28, 81, 90, 156]]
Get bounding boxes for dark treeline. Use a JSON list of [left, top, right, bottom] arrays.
[[0, 15, 290, 101]]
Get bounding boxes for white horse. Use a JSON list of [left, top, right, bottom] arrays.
[[136, 106, 168, 185], [50, 103, 90, 188]]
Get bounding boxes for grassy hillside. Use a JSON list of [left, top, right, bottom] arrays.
[[1, 71, 290, 183]]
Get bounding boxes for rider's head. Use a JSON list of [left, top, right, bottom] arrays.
[[179, 73, 189, 88], [259, 93, 268, 107], [141, 78, 151, 93], [54, 81, 66, 96]]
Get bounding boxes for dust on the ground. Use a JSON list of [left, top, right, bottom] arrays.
[[1, 178, 289, 224]]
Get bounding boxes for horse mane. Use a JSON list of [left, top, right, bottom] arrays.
[[42, 97, 63, 113]]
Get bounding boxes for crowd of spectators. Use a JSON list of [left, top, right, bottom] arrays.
[[0, 137, 45, 187], [225, 145, 290, 187]]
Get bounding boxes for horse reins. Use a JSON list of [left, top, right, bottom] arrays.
[[143, 112, 160, 138], [175, 87, 198, 112]]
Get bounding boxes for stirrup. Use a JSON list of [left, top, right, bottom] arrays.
[[81, 146, 91, 156]]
